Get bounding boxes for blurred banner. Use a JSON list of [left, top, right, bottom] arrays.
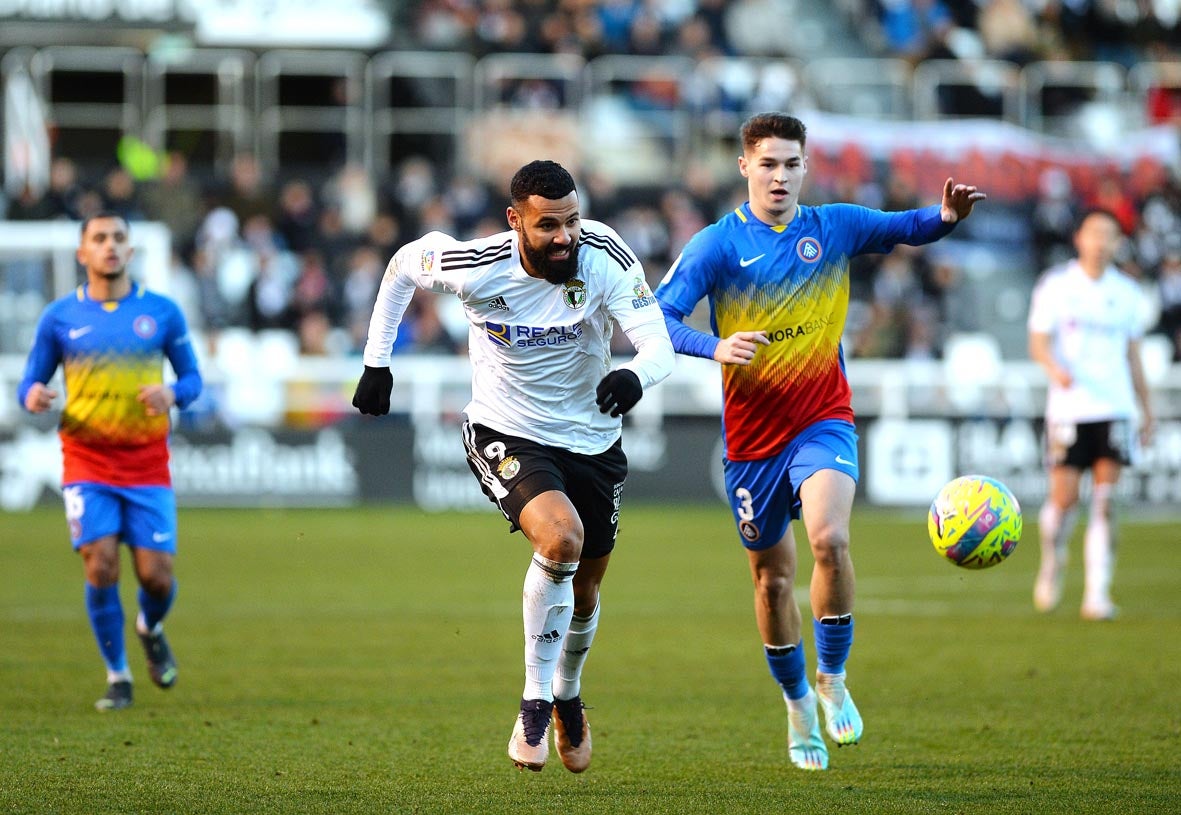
[[3, 416, 1180, 513], [2, 65, 50, 199], [0, 0, 390, 47]]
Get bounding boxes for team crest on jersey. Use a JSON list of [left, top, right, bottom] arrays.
[[133, 315, 157, 338], [631, 276, 656, 309], [421, 250, 435, 274], [739, 520, 760, 543], [497, 456, 521, 480], [796, 237, 822, 263], [562, 278, 586, 309]]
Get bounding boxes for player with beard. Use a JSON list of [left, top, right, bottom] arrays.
[[352, 160, 674, 773]]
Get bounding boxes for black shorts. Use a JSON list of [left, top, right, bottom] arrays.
[[1045, 419, 1134, 470], [461, 421, 628, 559]]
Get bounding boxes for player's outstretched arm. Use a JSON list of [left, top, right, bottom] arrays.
[[940, 177, 987, 224], [714, 331, 770, 366]]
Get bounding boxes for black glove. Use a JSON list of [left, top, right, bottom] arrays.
[[595, 369, 643, 418], [352, 365, 393, 416]]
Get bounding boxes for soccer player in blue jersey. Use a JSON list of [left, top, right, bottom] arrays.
[[655, 113, 985, 770], [18, 212, 203, 711]]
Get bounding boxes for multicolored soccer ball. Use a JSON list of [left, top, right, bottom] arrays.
[[927, 475, 1022, 569]]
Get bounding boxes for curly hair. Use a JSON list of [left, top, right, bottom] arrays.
[[510, 160, 576, 206]]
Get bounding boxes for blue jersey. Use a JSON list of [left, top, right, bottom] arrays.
[[656, 202, 952, 460], [17, 283, 202, 486]]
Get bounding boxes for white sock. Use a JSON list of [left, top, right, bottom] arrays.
[[785, 686, 815, 714], [1083, 485, 1116, 607], [107, 668, 132, 684], [553, 603, 600, 701], [521, 554, 577, 702], [1037, 502, 1078, 575]]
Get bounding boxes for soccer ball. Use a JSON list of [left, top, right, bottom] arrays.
[[927, 475, 1022, 569]]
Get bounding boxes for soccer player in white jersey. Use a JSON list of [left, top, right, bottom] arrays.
[[1028, 208, 1154, 621], [351, 160, 673, 772]]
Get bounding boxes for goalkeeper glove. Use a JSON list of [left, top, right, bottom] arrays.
[[595, 369, 643, 418], [352, 365, 393, 416]]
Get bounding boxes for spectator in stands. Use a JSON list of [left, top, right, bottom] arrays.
[[241, 214, 298, 331], [46, 157, 85, 220], [4, 183, 61, 222], [1157, 246, 1181, 360], [390, 289, 462, 355], [101, 168, 145, 223], [296, 308, 335, 355], [877, 0, 955, 62], [324, 163, 378, 236], [313, 206, 362, 282], [341, 244, 384, 352], [221, 153, 273, 224], [976, 0, 1041, 64], [274, 179, 320, 254], [1133, 169, 1181, 275], [1032, 166, 1080, 270], [1089, 174, 1139, 236], [366, 211, 403, 259], [291, 249, 340, 325], [140, 152, 206, 259], [852, 245, 931, 358]]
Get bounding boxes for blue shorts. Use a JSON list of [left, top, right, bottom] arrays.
[[723, 419, 859, 551], [61, 483, 178, 553]]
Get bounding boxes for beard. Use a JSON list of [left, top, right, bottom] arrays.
[[520, 233, 580, 285]]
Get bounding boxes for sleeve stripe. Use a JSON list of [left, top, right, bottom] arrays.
[[580, 230, 637, 271], [440, 240, 513, 271]]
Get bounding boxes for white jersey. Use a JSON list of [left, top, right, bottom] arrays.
[[363, 220, 674, 454], [1027, 261, 1144, 423]]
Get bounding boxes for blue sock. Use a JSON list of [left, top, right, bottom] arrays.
[[85, 584, 127, 673], [138, 579, 176, 632], [813, 615, 854, 675], [764, 641, 809, 700]]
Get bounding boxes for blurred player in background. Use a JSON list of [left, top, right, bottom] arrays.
[[1028, 208, 1154, 621], [655, 112, 984, 771], [351, 160, 673, 773], [17, 212, 203, 711]]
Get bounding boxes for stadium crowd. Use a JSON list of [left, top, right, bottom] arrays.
[[2, 0, 1180, 363]]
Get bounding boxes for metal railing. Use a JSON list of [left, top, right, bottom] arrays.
[[1, 46, 1174, 182]]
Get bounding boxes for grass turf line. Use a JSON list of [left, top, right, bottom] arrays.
[[1, 504, 1178, 814]]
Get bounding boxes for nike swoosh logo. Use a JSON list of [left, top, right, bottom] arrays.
[[68, 326, 93, 340], [835, 455, 855, 466], [739, 254, 766, 267], [152, 532, 172, 543]]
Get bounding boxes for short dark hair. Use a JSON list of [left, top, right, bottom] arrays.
[[1074, 207, 1123, 235], [80, 210, 130, 236], [740, 113, 807, 153], [510, 160, 576, 206]]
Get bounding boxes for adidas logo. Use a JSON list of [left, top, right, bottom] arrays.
[[530, 629, 562, 644], [484, 296, 510, 311]]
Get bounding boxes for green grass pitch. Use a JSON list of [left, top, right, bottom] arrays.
[[1, 503, 1178, 814]]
